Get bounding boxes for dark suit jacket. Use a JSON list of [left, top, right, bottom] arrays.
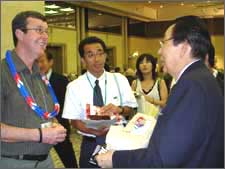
[[49, 72, 70, 133], [113, 61, 224, 168]]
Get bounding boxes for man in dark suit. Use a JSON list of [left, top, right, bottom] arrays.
[[38, 52, 78, 168], [96, 15, 224, 168]]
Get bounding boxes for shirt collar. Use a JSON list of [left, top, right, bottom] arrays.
[[46, 68, 53, 80], [86, 71, 106, 85], [175, 59, 200, 83], [212, 68, 218, 78]]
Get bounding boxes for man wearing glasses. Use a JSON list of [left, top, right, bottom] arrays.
[[62, 36, 137, 167], [96, 15, 224, 168], [1, 11, 66, 168]]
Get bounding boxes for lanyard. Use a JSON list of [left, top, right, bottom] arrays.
[[5, 50, 59, 120], [86, 72, 107, 105]]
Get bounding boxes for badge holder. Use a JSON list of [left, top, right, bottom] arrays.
[[41, 121, 52, 128]]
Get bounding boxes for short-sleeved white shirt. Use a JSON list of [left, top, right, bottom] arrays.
[[62, 71, 137, 121]]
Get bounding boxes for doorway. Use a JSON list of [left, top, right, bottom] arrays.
[[46, 44, 65, 74]]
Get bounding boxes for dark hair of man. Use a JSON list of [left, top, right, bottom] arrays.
[[172, 15, 211, 60], [208, 43, 215, 67], [78, 36, 107, 58], [45, 51, 54, 61], [136, 53, 157, 81], [12, 11, 46, 47]]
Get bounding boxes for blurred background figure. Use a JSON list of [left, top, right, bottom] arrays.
[[205, 43, 224, 95], [38, 52, 78, 168], [125, 68, 136, 86], [114, 66, 121, 73], [132, 53, 168, 118]]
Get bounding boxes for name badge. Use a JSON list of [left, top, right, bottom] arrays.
[[41, 121, 53, 128]]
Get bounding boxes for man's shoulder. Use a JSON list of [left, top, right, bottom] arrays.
[[107, 72, 127, 80], [50, 72, 68, 83], [67, 74, 86, 87], [51, 72, 67, 79]]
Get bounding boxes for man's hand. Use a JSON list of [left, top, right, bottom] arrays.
[[93, 126, 109, 136], [41, 123, 66, 145], [100, 103, 122, 116], [95, 150, 115, 168]]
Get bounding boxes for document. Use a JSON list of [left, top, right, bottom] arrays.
[[83, 118, 118, 129]]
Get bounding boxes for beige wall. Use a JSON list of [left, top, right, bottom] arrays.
[[1, 1, 44, 58], [211, 35, 224, 70], [88, 31, 123, 70], [48, 26, 77, 74]]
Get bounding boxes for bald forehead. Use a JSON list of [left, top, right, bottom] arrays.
[[164, 24, 175, 39]]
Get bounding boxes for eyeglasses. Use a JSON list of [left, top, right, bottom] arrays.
[[22, 28, 49, 35], [159, 37, 173, 47], [84, 51, 106, 58]]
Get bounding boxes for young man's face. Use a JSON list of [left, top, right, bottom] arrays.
[[81, 43, 106, 78], [16, 17, 48, 60]]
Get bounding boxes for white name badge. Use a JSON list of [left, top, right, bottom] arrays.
[[41, 121, 53, 128]]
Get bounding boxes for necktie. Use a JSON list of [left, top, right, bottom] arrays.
[[93, 80, 106, 145], [93, 80, 104, 106]]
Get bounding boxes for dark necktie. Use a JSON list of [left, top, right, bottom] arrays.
[[93, 80, 104, 107]]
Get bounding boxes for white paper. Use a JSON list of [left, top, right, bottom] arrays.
[[82, 118, 117, 129]]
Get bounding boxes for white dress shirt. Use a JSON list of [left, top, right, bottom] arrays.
[[62, 71, 137, 137]]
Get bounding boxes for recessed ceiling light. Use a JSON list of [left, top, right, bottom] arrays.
[[181, 2, 184, 6], [98, 13, 103, 16], [60, 7, 74, 12], [160, 5, 163, 8], [45, 10, 58, 14], [148, 1, 152, 3], [45, 4, 60, 9]]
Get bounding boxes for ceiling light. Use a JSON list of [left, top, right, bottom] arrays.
[[160, 5, 163, 8], [148, 1, 152, 3], [60, 7, 74, 12], [45, 10, 58, 14], [181, 2, 184, 6], [98, 13, 103, 16], [45, 4, 60, 9]]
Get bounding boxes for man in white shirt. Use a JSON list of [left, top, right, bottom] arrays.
[[62, 36, 137, 167]]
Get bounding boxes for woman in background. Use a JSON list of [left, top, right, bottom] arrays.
[[132, 53, 168, 117]]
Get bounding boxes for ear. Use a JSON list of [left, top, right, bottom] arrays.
[[81, 57, 86, 67], [15, 29, 25, 42], [180, 41, 191, 59], [205, 54, 209, 67]]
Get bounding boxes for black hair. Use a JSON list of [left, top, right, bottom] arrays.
[[171, 15, 211, 60], [115, 67, 121, 72], [12, 11, 46, 47], [45, 51, 54, 61], [78, 36, 107, 58], [136, 53, 157, 81], [208, 43, 215, 67]]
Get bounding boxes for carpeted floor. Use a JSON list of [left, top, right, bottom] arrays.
[[50, 128, 82, 168]]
